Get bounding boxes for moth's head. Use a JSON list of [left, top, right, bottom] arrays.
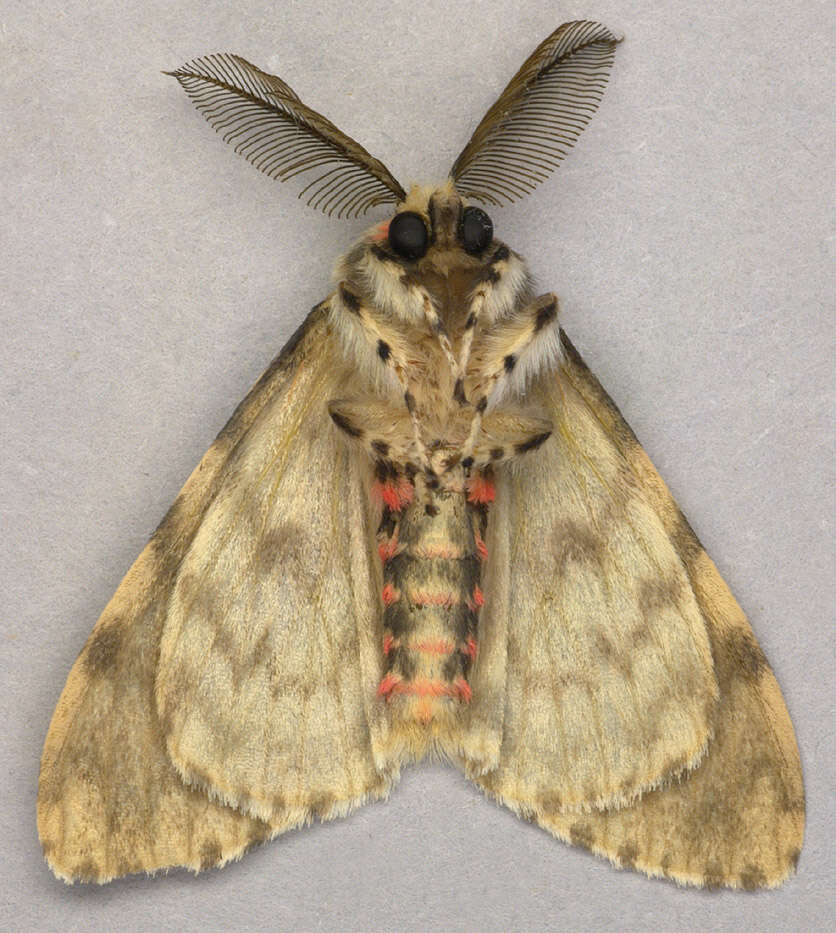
[[365, 181, 496, 273]]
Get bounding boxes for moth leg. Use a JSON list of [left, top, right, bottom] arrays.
[[328, 397, 416, 466], [333, 282, 431, 471], [461, 292, 559, 459], [469, 410, 553, 469], [455, 245, 515, 397], [400, 275, 461, 382]]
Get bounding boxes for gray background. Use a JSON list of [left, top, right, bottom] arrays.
[[2, 1, 833, 930]]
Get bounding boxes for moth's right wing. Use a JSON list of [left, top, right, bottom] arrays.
[[38, 304, 393, 883], [463, 331, 803, 889]]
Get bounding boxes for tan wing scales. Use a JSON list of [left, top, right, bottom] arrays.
[[157, 354, 393, 821], [469, 332, 804, 888], [37, 306, 392, 882], [465, 354, 719, 811]]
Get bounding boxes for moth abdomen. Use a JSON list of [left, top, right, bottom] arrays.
[[377, 485, 486, 726]]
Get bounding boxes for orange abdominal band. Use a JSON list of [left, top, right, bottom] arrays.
[[382, 638, 475, 657], [409, 589, 460, 608], [413, 638, 456, 655], [377, 674, 472, 702], [411, 542, 465, 559]]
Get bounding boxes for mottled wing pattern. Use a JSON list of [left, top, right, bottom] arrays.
[[465, 337, 719, 810], [38, 305, 389, 883], [156, 319, 393, 823], [470, 331, 804, 888]]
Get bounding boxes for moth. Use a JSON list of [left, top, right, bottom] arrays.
[[38, 21, 804, 889]]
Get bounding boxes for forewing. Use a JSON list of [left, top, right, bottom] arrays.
[[37, 305, 390, 883], [156, 321, 393, 822], [465, 336, 718, 810], [470, 331, 804, 888]]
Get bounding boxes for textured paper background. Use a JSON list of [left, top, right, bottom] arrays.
[[2, 1, 833, 930]]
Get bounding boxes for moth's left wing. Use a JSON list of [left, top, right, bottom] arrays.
[[155, 311, 394, 825], [38, 305, 392, 883], [465, 331, 804, 888]]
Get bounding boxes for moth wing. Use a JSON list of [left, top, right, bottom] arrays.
[[468, 330, 804, 888], [156, 311, 393, 824], [38, 305, 391, 883]]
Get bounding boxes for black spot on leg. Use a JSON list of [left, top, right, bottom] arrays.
[[489, 447, 504, 460], [426, 194, 437, 243], [329, 409, 363, 438], [476, 397, 487, 414], [371, 439, 389, 456], [424, 503, 440, 517], [404, 391, 416, 413], [461, 457, 474, 470], [453, 378, 467, 405], [338, 283, 361, 313], [503, 354, 517, 373], [377, 340, 391, 362], [465, 313, 477, 329], [514, 432, 551, 454]]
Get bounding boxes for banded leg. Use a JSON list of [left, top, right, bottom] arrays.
[[461, 292, 559, 462], [334, 282, 431, 470], [400, 277, 461, 383], [455, 244, 526, 403]]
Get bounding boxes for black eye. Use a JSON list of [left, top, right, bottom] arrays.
[[459, 206, 493, 254], [388, 211, 429, 260]]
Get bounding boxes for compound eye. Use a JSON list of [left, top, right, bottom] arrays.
[[458, 206, 493, 254], [388, 211, 429, 260]]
